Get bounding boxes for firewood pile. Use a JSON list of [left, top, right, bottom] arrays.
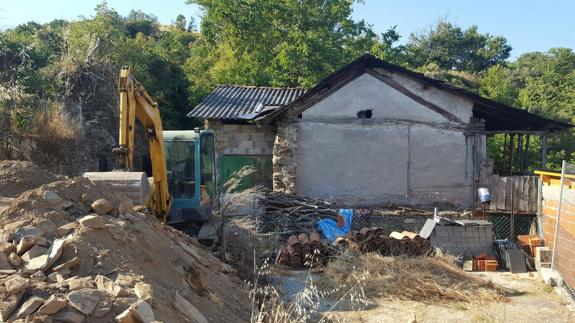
[[277, 228, 432, 269], [256, 190, 338, 235], [341, 228, 432, 256]]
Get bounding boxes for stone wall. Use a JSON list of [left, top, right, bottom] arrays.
[[272, 122, 299, 194], [205, 120, 276, 156]]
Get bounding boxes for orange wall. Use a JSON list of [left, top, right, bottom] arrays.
[[540, 173, 575, 289]]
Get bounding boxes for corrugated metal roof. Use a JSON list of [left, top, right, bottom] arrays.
[[187, 85, 307, 120]]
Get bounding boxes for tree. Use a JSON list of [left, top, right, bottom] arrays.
[[185, 0, 387, 87], [405, 20, 512, 72], [479, 64, 519, 106], [175, 14, 187, 31]]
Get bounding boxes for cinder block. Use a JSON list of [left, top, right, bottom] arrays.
[[461, 231, 479, 238], [434, 230, 450, 237], [434, 226, 449, 233]]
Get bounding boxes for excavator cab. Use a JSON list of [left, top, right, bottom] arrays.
[[163, 130, 216, 230]]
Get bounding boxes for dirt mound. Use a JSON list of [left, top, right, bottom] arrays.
[[0, 177, 250, 322], [0, 160, 59, 197]]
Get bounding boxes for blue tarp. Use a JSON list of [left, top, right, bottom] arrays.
[[317, 209, 353, 243]]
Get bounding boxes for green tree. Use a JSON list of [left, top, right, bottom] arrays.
[[185, 0, 390, 88], [479, 64, 519, 106], [405, 20, 512, 72]]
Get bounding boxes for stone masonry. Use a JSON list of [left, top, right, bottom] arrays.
[[272, 122, 298, 194], [429, 224, 493, 256]]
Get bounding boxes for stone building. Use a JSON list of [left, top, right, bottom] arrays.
[[189, 54, 571, 207], [188, 85, 305, 191]]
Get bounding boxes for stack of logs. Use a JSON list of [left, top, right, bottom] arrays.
[[341, 228, 432, 256], [278, 228, 432, 268]]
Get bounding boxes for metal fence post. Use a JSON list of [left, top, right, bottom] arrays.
[[551, 160, 566, 269]]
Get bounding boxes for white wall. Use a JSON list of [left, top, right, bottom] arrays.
[[297, 122, 409, 205], [301, 73, 474, 123], [294, 71, 479, 208]]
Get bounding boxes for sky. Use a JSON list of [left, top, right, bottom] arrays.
[[0, 0, 574, 59]]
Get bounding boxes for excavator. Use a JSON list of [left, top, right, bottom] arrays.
[[84, 67, 216, 232]]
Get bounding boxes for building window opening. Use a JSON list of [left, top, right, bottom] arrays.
[[357, 109, 372, 119]]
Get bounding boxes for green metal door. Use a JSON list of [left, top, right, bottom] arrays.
[[219, 155, 273, 192]]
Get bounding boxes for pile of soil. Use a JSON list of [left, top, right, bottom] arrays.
[[0, 175, 250, 322], [0, 160, 59, 198]]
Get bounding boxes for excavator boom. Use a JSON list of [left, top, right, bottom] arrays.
[[85, 67, 171, 220]]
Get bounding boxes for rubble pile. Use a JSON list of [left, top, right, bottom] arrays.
[[257, 190, 338, 235], [0, 161, 59, 198], [0, 164, 250, 322]]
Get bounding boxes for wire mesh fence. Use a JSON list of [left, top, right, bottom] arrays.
[[242, 205, 536, 242]]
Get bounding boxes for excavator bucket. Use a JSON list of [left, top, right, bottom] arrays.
[[83, 172, 150, 206]]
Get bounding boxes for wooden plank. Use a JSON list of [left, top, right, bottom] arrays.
[[490, 174, 498, 210], [531, 176, 539, 213], [498, 176, 507, 210]]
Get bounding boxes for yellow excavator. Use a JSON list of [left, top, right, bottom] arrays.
[[85, 67, 216, 228]]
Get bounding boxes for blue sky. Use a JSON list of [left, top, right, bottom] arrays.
[[1, 0, 573, 59]]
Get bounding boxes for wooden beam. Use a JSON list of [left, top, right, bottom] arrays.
[[541, 133, 548, 168], [364, 69, 464, 123]]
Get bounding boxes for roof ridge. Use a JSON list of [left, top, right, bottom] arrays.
[[215, 84, 307, 90]]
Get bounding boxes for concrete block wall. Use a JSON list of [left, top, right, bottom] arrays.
[[429, 225, 493, 256], [205, 119, 277, 156]]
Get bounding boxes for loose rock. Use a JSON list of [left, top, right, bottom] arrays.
[[95, 275, 126, 297], [52, 256, 81, 272], [52, 309, 86, 323], [16, 236, 38, 255], [21, 245, 48, 262], [43, 191, 63, 205], [24, 236, 66, 272], [4, 275, 30, 295], [67, 289, 100, 315], [134, 282, 153, 303], [0, 242, 15, 257], [91, 199, 114, 216], [0, 230, 14, 243], [174, 292, 208, 323], [8, 253, 21, 267], [16, 296, 44, 319], [78, 214, 106, 229], [0, 253, 14, 270], [57, 222, 77, 236], [0, 291, 24, 321], [68, 276, 95, 291], [116, 300, 155, 323], [14, 227, 42, 243], [37, 295, 67, 315]]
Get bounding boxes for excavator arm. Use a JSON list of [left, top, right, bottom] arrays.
[[112, 67, 171, 220]]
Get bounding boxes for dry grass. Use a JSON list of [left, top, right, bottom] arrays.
[[320, 249, 508, 304]]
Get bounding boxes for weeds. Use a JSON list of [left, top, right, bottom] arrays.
[[249, 257, 368, 323], [320, 249, 507, 304]]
